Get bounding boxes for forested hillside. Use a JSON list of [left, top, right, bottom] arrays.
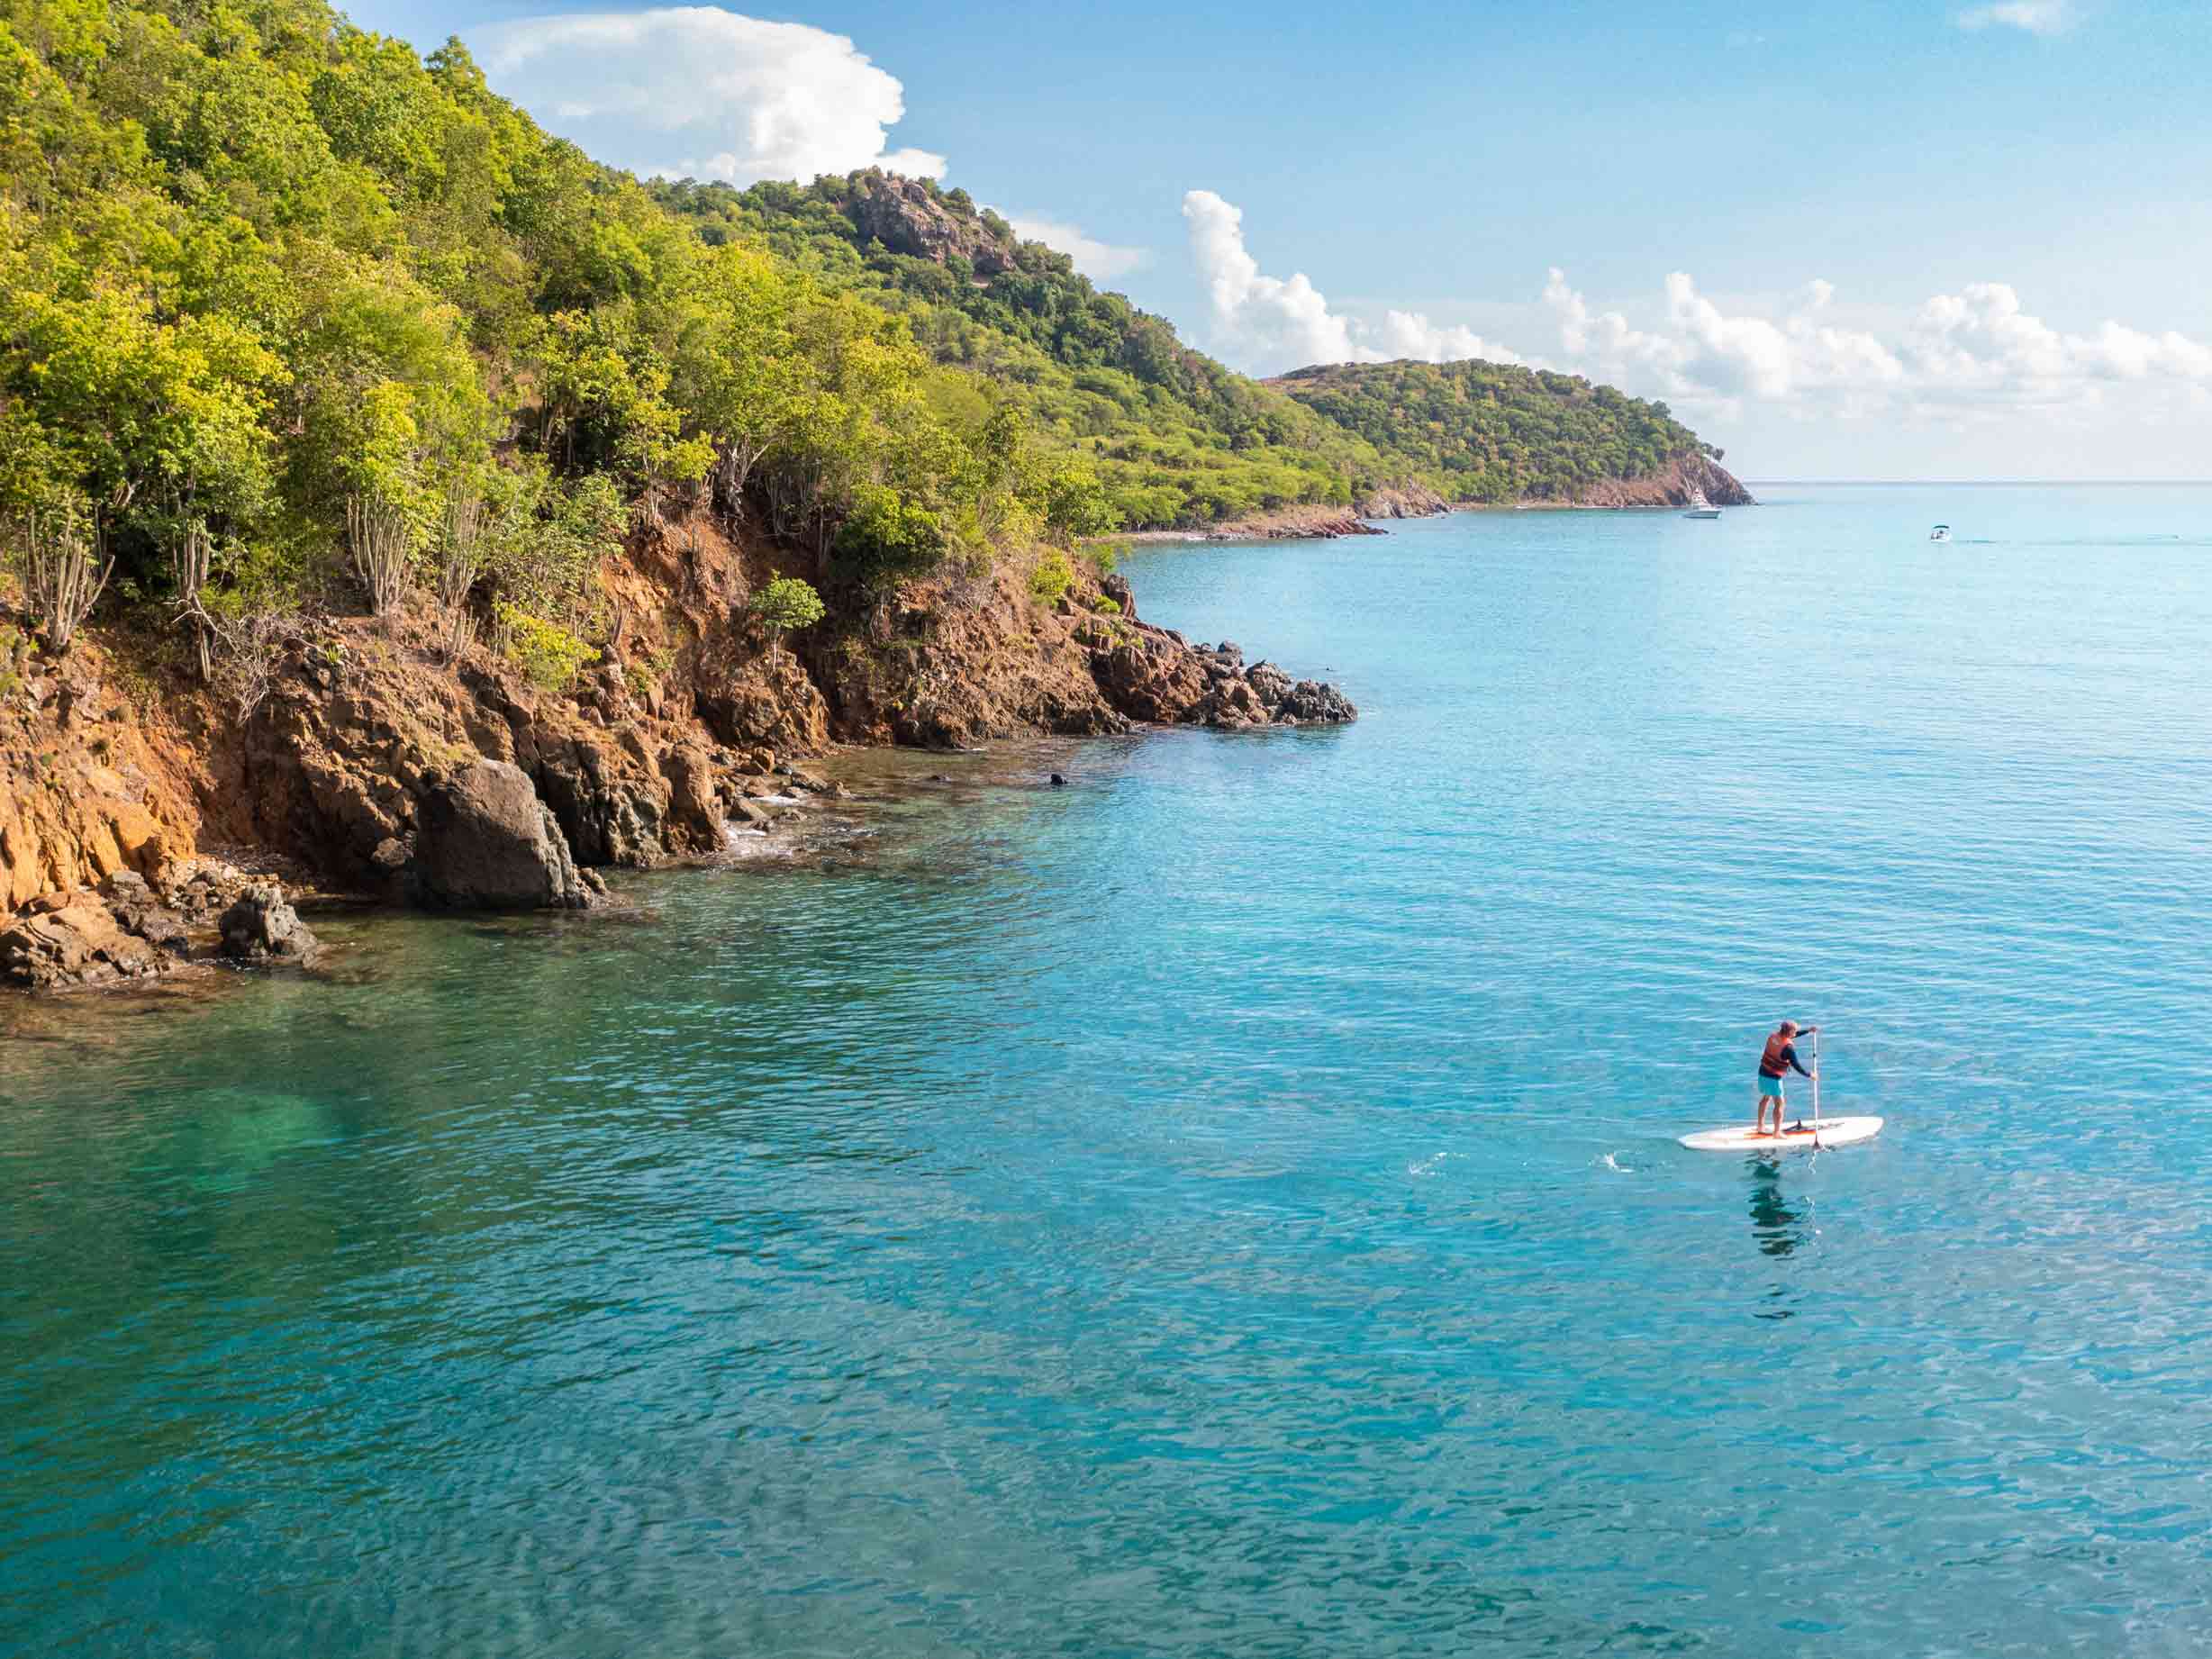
[[651, 172, 1387, 528], [655, 174, 1746, 521], [0, 0, 1118, 679], [1266, 360, 1734, 504]]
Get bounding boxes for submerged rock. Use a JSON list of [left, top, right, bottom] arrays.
[[411, 760, 596, 911]]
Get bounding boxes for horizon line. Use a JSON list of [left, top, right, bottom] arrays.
[[1743, 478, 2212, 486]]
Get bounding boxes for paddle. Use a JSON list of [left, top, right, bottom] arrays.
[[1807, 1028, 1823, 1147]]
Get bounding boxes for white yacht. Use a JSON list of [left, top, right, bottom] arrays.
[[1930, 524, 1952, 542], [1682, 490, 1721, 520]]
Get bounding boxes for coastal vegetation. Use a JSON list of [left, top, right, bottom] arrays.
[[652, 173, 1388, 529], [0, 0, 1112, 687], [748, 575, 824, 657], [0, 0, 1372, 962]]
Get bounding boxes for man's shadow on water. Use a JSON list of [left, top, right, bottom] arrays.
[[1747, 1158, 1808, 1319]]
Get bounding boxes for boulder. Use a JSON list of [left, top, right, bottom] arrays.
[[660, 743, 724, 852], [529, 729, 667, 868], [1, 893, 169, 989], [1278, 680, 1358, 723], [697, 651, 831, 755], [218, 884, 321, 964], [411, 760, 596, 911], [160, 858, 257, 923], [839, 171, 1017, 276], [100, 870, 191, 956]]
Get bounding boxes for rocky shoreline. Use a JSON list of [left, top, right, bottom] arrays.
[[0, 862, 322, 992], [1111, 504, 1389, 544], [0, 513, 1356, 993], [1106, 454, 1754, 544]]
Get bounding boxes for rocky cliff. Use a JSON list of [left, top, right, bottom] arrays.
[[1530, 451, 1754, 509], [0, 513, 1354, 986], [835, 174, 1019, 276], [1355, 482, 1452, 520]]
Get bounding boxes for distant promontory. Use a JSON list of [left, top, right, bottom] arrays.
[[1266, 360, 1754, 513]]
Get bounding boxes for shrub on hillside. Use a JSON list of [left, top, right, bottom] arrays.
[[494, 602, 599, 692], [1027, 548, 1074, 606], [832, 487, 947, 587]]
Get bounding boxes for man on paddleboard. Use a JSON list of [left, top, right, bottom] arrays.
[[1755, 1020, 1818, 1138]]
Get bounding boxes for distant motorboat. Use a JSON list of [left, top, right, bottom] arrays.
[[1683, 490, 1721, 520], [1929, 524, 1953, 541]]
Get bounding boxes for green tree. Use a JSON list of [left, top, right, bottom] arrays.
[[749, 574, 823, 657]]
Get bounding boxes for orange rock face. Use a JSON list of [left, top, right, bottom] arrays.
[[2, 508, 1355, 929], [0, 654, 194, 911]]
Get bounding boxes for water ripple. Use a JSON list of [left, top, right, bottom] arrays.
[[5, 486, 2212, 1655]]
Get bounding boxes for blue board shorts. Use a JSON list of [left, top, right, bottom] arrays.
[[1757, 1074, 1786, 1100]]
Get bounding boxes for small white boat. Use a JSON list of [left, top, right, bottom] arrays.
[[1929, 524, 1952, 541], [1682, 490, 1721, 520]]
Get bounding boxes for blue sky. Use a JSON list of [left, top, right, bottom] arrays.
[[350, 0, 2212, 478]]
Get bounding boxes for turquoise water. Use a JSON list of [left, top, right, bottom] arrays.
[[5, 485, 2212, 1655]]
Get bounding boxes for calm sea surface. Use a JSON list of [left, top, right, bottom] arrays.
[[5, 485, 2211, 1656]]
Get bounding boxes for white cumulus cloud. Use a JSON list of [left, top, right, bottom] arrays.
[[1182, 190, 1524, 369], [1186, 194, 2212, 434], [1373, 309, 1528, 366], [1542, 268, 2212, 422], [1182, 189, 1362, 366], [1956, 1, 2073, 34], [1004, 215, 1149, 281], [469, 7, 946, 187], [1541, 268, 1908, 417]]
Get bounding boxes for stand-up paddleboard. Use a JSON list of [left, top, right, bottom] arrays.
[[1679, 1115, 1883, 1152], [1681, 1028, 1884, 1151]]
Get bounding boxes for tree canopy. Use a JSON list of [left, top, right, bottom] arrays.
[[1265, 360, 1720, 503], [0, 0, 1114, 666]]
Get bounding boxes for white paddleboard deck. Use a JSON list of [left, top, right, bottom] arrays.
[[1680, 1115, 1883, 1152]]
